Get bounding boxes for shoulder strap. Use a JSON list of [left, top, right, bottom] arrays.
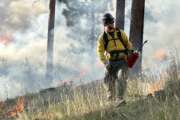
[[103, 28, 127, 50], [116, 28, 127, 49], [103, 31, 109, 50]]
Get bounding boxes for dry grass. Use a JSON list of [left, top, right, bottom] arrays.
[[1, 57, 180, 120], [17, 76, 180, 120]]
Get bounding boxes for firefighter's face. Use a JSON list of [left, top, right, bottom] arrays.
[[105, 23, 115, 32]]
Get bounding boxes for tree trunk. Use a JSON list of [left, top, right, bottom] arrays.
[[115, 0, 125, 30], [129, 0, 145, 75], [90, 4, 95, 49], [46, 0, 56, 80]]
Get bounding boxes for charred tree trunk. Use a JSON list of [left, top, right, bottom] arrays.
[[129, 0, 145, 75], [115, 0, 125, 30], [46, 0, 56, 80]]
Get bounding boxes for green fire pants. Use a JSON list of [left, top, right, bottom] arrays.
[[104, 60, 129, 100]]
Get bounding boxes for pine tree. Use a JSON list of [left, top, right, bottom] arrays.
[[115, 0, 125, 30], [129, 0, 145, 75], [46, 0, 56, 80]]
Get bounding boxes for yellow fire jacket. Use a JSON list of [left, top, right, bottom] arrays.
[[97, 29, 133, 64]]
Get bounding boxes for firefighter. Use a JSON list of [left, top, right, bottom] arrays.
[[97, 13, 133, 106]]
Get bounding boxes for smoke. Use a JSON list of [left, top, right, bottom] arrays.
[[0, 0, 47, 34], [120, 0, 180, 69], [0, 0, 109, 100], [0, 0, 48, 100], [143, 0, 180, 67], [0, 0, 180, 100], [154, 49, 168, 61]]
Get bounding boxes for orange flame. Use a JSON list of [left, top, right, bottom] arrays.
[[154, 48, 167, 61], [148, 80, 164, 94], [6, 96, 24, 118]]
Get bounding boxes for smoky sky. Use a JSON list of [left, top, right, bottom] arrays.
[[0, 1, 30, 34], [0, 0, 48, 35]]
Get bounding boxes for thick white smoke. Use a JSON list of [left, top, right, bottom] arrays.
[[143, 0, 180, 69], [0, 0, 180, 100], [0, 0, 106, 100]]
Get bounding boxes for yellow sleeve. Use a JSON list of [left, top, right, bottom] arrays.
[[96, 34, 107, 64], [121, 30, 133, 49]]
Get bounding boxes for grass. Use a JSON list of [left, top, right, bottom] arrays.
[[1, 57, 180, 120], [15, 77, 180, 120]]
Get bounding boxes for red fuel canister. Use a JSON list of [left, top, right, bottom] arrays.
[[127, 52, 139, 68]]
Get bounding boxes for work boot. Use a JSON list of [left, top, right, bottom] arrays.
[[104, 91, 115, 106], [114, 97, 126, 107], [107, 91, 115, 101]]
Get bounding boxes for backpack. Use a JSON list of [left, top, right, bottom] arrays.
[[103, 28, 127, 51]]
